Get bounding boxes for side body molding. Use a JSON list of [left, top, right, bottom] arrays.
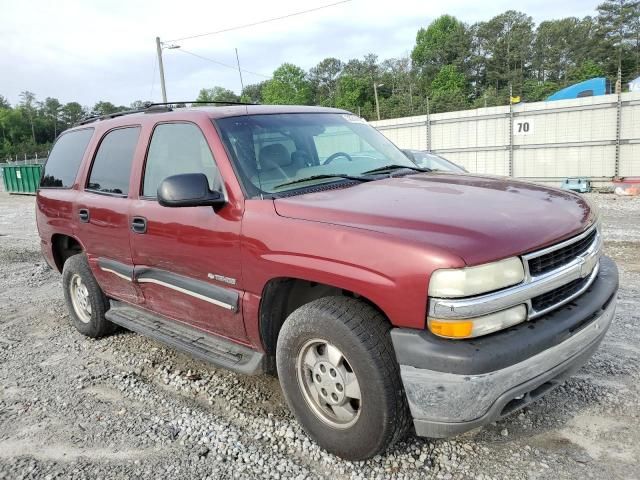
[[98, 257, 134, 281], [97, 257, 239, 312]]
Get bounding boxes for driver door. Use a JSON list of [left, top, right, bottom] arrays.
[[129, 122, 246, 342]]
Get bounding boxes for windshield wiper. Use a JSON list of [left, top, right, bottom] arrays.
[[274, 174, 373, 190], [361, 164, 431, 175]]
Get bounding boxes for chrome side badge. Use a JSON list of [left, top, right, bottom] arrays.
[[207, 273, 237, 285]]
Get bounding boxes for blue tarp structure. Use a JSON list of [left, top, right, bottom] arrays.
[[629, 76, 640, 92], [547, 78, 610, 101]]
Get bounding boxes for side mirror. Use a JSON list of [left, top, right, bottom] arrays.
[[157, 173, 226, 208]]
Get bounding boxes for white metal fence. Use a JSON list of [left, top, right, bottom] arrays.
[[370, 92, 640, 186]]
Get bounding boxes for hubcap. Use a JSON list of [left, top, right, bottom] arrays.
[[296, 339, 362, 429], [69, 274, 92, 323]]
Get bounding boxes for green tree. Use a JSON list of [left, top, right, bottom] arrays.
[[522, 79, 560, 101], [92, 101, 126, 116], [309, 57, 343, 106], [412, 15, 470, 84], [130, 100, 152, 109], [332, 54, 382, 117], [473, 11, 534, 96], [472, 86, 507, 108], [41, 97, 62, 139], [262, 63, 312, 105], [60, 102, 86, 127], [334, 74, 371, 114], [241, 81, 267, 103], [568, 60, 606, 82], [0, 107, 11, 146], [19, 91, 37, 143], [378, 56, 418, 117], [597, 0, 640, 81], [429, 65, 468, 112], [196, 87, 240, 104], [0, 95, 10, 109], [534, 18, 584, 82]]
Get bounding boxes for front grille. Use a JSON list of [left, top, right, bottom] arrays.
[[531, 276, 590, 312], [528, 228, 597, 276]]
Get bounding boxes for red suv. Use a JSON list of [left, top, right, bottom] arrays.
[[36, 104, 618, 460]]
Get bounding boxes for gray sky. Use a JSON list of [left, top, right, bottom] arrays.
[[0, 0, 599, 108]]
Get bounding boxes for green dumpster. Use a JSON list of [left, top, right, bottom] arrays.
[[1, 163, 43, 194]]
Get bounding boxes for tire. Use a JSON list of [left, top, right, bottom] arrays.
[[276, 296, 411, 460], [62, 254, 116, 338]]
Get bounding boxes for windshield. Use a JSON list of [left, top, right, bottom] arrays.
[[405, 150, 466, 173], [215, 113, 416, 195]]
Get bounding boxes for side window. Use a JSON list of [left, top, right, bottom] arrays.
[[143, 123, 221, 198], [87, 127, 140, 195], [40, 128, 94, 188]]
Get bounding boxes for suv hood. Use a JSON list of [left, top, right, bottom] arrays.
[[273, 173, 595, 266]]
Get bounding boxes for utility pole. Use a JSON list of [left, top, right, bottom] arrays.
[[426, 96, 431, 152], [408, 82, 413, 114], [508, 84, 514, 178], [373, 82, 382, 121], [156, 37, 168, 103], [615, 67, 622, 179]]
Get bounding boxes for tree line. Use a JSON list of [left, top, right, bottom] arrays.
[[1, 0, 638, 160]]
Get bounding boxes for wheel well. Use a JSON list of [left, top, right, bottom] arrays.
[[51, 234, 83, 272], [259, 278, 386, 360]]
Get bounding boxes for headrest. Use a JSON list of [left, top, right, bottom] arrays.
[[259, 143, 290, 168]]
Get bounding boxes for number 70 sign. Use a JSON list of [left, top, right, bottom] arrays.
[[513, 118, 534, 136]]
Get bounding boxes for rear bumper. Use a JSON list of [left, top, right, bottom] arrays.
[[391, 256, 618, 438]]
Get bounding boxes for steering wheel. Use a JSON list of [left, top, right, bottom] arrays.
[[324, 152, 353, 164]]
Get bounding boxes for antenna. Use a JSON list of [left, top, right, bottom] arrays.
[[235, 48, 249, 116], [235, 48, 245, 94]]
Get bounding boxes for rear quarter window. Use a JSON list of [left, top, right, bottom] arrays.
[[40, 128, 95, 188], [86, 127, 140, 196]]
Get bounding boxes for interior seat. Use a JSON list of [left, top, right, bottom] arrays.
[[253, 143, 299, 186]]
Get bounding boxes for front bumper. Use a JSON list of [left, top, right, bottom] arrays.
[[391, 256, 618, 438]]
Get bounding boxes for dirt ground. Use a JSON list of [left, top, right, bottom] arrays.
[[0, 192, 639, 480]]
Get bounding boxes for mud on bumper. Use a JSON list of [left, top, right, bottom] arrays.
[[391, 256, 618, 438]]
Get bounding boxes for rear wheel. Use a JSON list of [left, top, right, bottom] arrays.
[[276, 297, 410, 460], [62, 254, 116, 338]]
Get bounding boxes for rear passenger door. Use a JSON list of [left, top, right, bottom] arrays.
[[129, 122, 246, 342], [75, 126, 141, 303]]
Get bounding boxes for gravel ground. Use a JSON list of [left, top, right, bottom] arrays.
[[0, 192, 639, 480]]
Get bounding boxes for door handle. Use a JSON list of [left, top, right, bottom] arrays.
[[131, 216, 147, 234], [79, 208, 90, 223]]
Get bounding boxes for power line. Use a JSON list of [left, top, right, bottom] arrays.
[[165, 0, 352, 43], [174, 47, 272, 79]]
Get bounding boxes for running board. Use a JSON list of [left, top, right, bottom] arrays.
[[105, 301, 265, 375]]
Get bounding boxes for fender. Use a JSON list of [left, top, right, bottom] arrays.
[[240, 200, 465, 335]]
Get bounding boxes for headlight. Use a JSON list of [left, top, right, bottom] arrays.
[[428, 304, 527, 339], [428, 257, 525, 298]]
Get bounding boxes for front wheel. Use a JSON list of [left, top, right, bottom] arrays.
[[276, 297, 410, 460]]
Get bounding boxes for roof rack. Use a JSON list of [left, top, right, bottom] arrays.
[[74, 100, 257, 126], [75, 108, 146, 126], [146, 100, 256, 108]]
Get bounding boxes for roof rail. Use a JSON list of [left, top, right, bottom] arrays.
[[75, 108, 146, 126], [74, 100, 257, 126], [144, 100, 256, 108]]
